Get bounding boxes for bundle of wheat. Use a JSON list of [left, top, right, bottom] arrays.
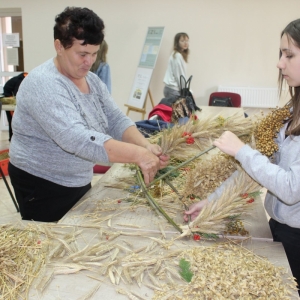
[[180, 171, 261, 238], [149, 113, 253, 160]]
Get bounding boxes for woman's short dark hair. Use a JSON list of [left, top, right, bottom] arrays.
[[54, 7, 105, 49]]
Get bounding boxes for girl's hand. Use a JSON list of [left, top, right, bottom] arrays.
[[213, 131, 245, 157], [184, 199, 208, 221]]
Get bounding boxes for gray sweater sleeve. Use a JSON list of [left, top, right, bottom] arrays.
[[235, 144, 300, 206], [208, 143, 300, 206]]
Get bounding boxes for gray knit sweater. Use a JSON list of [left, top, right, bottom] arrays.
[[208, 122, 300, 229], [9, 58, 135, 187]]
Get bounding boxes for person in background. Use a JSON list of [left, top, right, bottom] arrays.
[[3, 72, 28, 141], [8, 6, 168, 223], [163, 32, 190, 99], [90, 40, 111, 93], [184, 19, 300, 295]]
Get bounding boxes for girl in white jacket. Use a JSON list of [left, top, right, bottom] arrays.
[[163, 32, 190, 98]]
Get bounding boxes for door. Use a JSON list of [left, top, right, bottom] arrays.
[[0, 7, 23, 131]]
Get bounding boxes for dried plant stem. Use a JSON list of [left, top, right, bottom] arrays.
[[136, 168, 182, 233]]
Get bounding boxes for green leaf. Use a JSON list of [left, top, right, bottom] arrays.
[[227, 214, 242, 220], [249, 191, 262, 197], [179, 258, 193, 282], [200, 233, 219, 240], [155, 166, 180, 179]]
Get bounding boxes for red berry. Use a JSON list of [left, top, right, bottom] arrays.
[[117, 200, 121, 203], [241, 193, 248, 198], [247, 198, 255, 204], [186, 137, 195, 144], [193, 234, 201, 241]]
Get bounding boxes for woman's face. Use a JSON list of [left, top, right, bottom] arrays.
[[55, 39, 99, 80], [179, 36, 189, 51], [277, 33, 300, 87]]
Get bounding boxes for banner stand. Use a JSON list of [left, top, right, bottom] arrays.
[[126, 27, 164, 120]]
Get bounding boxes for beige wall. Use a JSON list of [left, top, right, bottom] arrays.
[[1, 0, 300, 121]]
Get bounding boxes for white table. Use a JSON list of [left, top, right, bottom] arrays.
[[198, 105, 244, 118], [26, 106, 298, 299]]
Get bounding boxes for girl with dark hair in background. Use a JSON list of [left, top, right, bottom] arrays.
[[163, 32, 190, 98]]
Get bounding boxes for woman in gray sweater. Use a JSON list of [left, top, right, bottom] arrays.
[[8, 7, 168, 223], [185, 19, 300, 294]]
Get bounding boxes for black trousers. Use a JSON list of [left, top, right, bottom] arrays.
[[8, 162, 91, 222], [269, 218, 300, 295], [5, 111, 13, 141]]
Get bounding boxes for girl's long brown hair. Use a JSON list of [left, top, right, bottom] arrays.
[[173, 32, 189, 62], [278, 19, 300, 136]]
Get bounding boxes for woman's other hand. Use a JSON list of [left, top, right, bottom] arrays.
[[136, 147, 161, 185], [184, 199, 208, 221], [213, 131, 245, 157]]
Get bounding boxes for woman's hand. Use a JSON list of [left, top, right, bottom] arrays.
[[146, 144, 169, 169], [213, 131, 245, 157], [184, 199, 208, 221]]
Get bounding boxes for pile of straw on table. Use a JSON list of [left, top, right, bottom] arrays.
[[0, 224, 48, 300]]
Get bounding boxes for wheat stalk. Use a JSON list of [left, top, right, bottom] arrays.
[[180, 171, 262, 237]]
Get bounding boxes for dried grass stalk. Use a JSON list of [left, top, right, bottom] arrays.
[[181, 170, 262, 236]]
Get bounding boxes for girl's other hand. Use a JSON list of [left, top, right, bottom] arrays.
[[184, 199, 208, 221]]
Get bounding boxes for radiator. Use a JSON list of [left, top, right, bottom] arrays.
[[217, 86, 279, 108]]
